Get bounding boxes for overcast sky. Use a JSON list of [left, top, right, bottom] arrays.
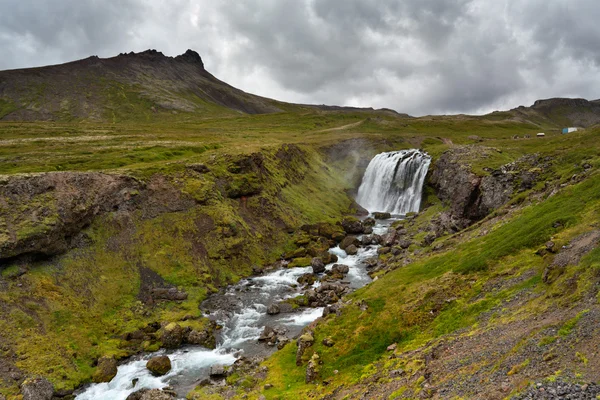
[[1, 0, 599, 116]]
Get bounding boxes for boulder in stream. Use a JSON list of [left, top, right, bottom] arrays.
[[267, 304, 280, 315], [311, 257, 325, 274], [345, 244, 358, 255], [126, 388, 176, 400], [339, 235, 360, 251], [373, 212, 391, 220], [92, 356, 118, 383], [146, 355, 172, 376], [341, 217, 364, 234]]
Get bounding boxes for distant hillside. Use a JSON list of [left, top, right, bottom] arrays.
[[0, 49, 406, 122], [487, 97, 600, 128], [0, 49, 285, 121]]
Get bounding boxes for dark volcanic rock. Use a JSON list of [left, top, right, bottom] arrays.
[[341, 217, 364, 234], [430, 146, 543, 223], [311, 257, 325, 274], [339, 236, 360, 251]]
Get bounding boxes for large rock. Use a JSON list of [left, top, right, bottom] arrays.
[[161, 323, 185, 348], [373, 212, 391, 220], [21, 377, 54, 400], [186, 327, 215, 348], [311, 257, 325, 274], [126, 389, 176, 400], [267, 304, 281, 315], [92, 356, 118, 383], [341, 217, 364, 234], [146, 355, 172, 376], [331, 264, 349, 275], [339, 236, 360, 251], [430, 147, 543, 222], [345, 244, 358, 255]]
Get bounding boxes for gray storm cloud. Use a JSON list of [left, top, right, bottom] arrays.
[[1, 0, 599, 116]]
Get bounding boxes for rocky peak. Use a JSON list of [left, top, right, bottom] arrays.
[[532, 97, 592, 109], [175, 49, 204, 67]]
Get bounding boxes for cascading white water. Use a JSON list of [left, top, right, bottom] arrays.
[[356, 149, 431, 215]]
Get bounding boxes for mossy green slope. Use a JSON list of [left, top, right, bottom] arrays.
[[201, 129, 600, 400], [0, 144, 368, 397]]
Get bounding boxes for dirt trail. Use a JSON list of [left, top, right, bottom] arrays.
[[315, 120, 365, 133]]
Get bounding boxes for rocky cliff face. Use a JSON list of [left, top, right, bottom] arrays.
[[430, 146, 544, 224], [0, 172, 197, 261]]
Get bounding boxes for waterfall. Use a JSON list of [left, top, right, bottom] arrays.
[[356, 149, 431, 215]]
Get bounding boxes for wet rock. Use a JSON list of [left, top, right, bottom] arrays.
[[267, 303, 281, 315], [305, 353, 320, 383], [186, 328, 213, 348], [146, 356, 172, 376], [345, 244, 358, 255], [339, 235, 360, 251], [362, 217, 376, 227], [321, 252, 338, 264], [331, 264, 349, 275], [341, 217, 364, 234], [311, 257, 325, 274], [21, 377, 54, 400], [161, 323, 185, 348], [363, 225, 373, 234], [92, 356, 118, 383], [297, 273, 317, 286], [259, 326, 277, 342], [373, 212, 391, 220], [126, 388, 176, 400]]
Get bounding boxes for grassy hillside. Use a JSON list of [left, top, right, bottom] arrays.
[[2, 51, 600, 400], [187, 127, 600, 400]]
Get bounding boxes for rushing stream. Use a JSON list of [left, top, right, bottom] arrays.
[[76, 221, 391, 400], [77, 149, 430, 400]]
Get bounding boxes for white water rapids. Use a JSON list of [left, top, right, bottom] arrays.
[[356, 149, 431, 215], [76, 232, 383, 400], [76, 148, 429, 400]]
